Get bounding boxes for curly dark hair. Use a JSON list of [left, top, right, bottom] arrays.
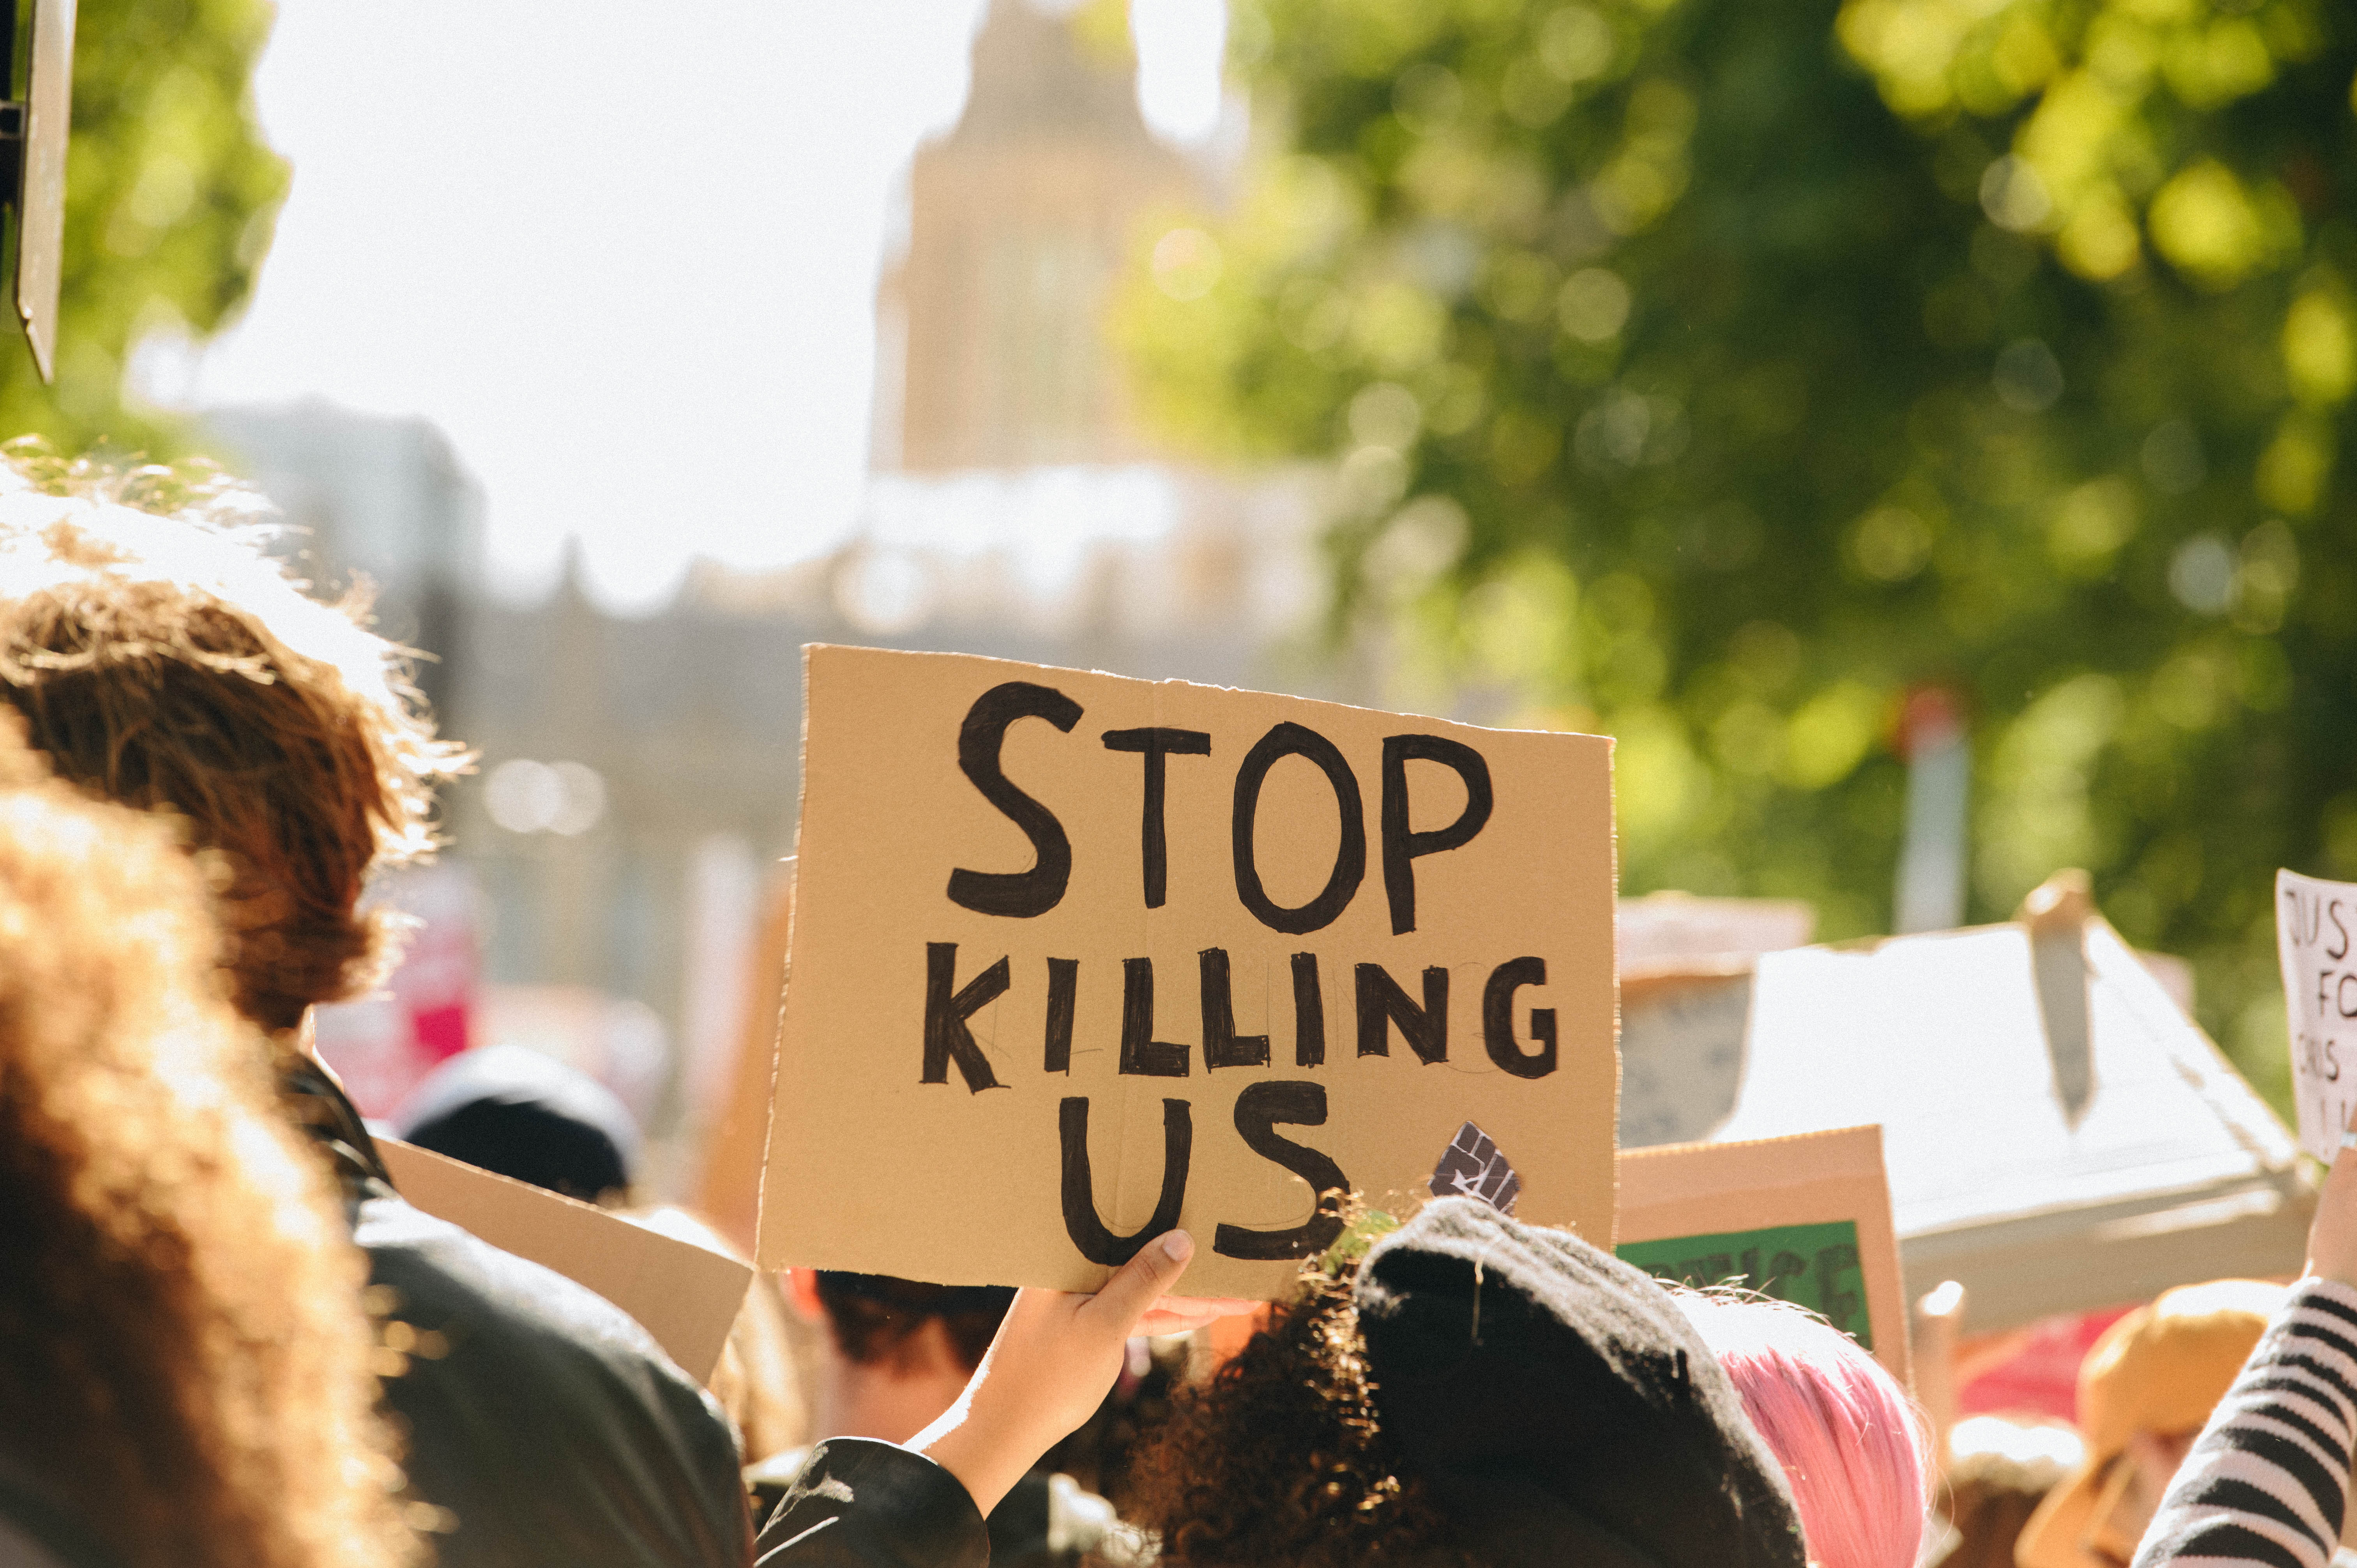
[[0, 719, 421, 1568], [1123, 1253, 1479, 1568], [0, 447, 468, 1033]]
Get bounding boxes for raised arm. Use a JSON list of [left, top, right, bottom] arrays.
[[2134, 1135, 2357, 1567], [754, 1233, 1251, 1568]]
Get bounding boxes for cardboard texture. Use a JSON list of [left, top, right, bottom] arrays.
[[379, 1138, 754, 1384], [2277, 869, 2357, 1162], [1615, 1125, 1910, 1387], [758, 646, 1618, 1298]]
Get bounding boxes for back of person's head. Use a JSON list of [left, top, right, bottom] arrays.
[[0, 720, 419, 1568], [1936, 1416, 2084, 1568], [395, 1044, 641, 1204], [1676, 1292, 1931, 1568], [1131, 1198, 1808, 1568], [0, 450, 465, 1035], [814, 1271, 1015, 1377]]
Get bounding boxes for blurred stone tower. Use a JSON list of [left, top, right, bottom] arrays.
[[874, 0, 1201, 472]]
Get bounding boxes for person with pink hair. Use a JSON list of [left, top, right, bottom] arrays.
[[1679, 1292, 1934, 1568]]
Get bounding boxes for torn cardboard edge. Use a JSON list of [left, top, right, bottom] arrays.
[[379, 1138, 754, 1385], [1616, 1124, 1910, 1388], [706, 857, 795, 1258]]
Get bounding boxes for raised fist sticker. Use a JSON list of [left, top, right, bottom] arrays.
[[1431, 1120, 1520, 1214]]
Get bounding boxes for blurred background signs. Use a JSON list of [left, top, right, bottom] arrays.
[[1617, 1125, 1908, 1386], [2275, 868, 2357, 1163]]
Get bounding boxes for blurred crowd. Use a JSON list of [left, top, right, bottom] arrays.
[[2, 450, 2353, 1568]]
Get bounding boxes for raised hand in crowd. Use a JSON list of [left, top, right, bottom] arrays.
[[2129, 1117, 2357, 1568], [913, 1231, 1214, 1518], [753, 1231, 1225, 1565]]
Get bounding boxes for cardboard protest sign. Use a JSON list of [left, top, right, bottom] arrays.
[[379, 1138, 754, 1384], [1615, 1125, 1908, 1386], [2277, 869, 2357, 1162], [757, 646, 1617, 1298]]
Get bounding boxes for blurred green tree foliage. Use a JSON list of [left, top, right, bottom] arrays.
[[0, 0, 284, 449], [1116, 0, 2355, 1095]]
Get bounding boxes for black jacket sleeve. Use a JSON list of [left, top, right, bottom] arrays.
[[754, 1439, 991, 1568]]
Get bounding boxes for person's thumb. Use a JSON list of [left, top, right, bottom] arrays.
[[1085, 1230, 1195, 1335]]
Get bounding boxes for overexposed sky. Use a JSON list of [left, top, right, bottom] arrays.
[[163, 0, 1226, 611]]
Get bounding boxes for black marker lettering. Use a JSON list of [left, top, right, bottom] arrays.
[[1213, 1081, 1350, 1261], [1379, 735, 1494, 936], [1355, 962, 1449, 1064], [1681, 1252, 1735, 1286], [1200, 948, 1269, 1069], [1058, 1096, 1192, 1266], [1291, 952, 1325, 1067], [1102, 727, 1212, 909], [1043, 956, 1078, 1073], [1814, 1243, 1863, 1337], [1482, 956, 1558, 1079], [1121, 957, 1191, 1077], [1231, 722, 1365, 935], [946, 682, 1083, 918], [922, 942, 1008, 1093]]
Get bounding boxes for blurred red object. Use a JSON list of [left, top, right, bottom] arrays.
[[313, 865, 478, 1117], [1956, 1305, 2139, 1424]]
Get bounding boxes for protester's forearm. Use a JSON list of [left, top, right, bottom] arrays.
[[2132, 1278, 2357, 1568], [906, 1396, 1033, 1522]]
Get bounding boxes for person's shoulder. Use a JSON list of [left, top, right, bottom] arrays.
[[355, 1189, 751, 1563], [355, 1190, 741, 1450], [357, 1189, 680, 1368]]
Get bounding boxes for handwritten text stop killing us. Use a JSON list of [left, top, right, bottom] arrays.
[[919, 680, 1563, 1269]]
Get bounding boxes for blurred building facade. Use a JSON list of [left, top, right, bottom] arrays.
[[876, 0, 1200, 470], [206, 400, 482, 717], [209, 0, 1337, 1185]]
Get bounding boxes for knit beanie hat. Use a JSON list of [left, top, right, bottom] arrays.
[[1355, 1197, 1810, 1568]]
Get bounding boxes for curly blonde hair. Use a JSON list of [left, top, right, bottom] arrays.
[[0, 445, 468, 1032], [0, 719, 422, 1568]]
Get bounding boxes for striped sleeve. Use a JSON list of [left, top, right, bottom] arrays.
[[2134, 1279, 2357, 1568]]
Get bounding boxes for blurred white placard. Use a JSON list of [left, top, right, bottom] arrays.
[[2277, 868, 2357, 1161]]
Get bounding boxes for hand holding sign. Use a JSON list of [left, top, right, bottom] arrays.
[[913, 1229, 1203, 1516], [2309, 1104, 2357, 1287], [2276, 870, 2357, 1163]]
